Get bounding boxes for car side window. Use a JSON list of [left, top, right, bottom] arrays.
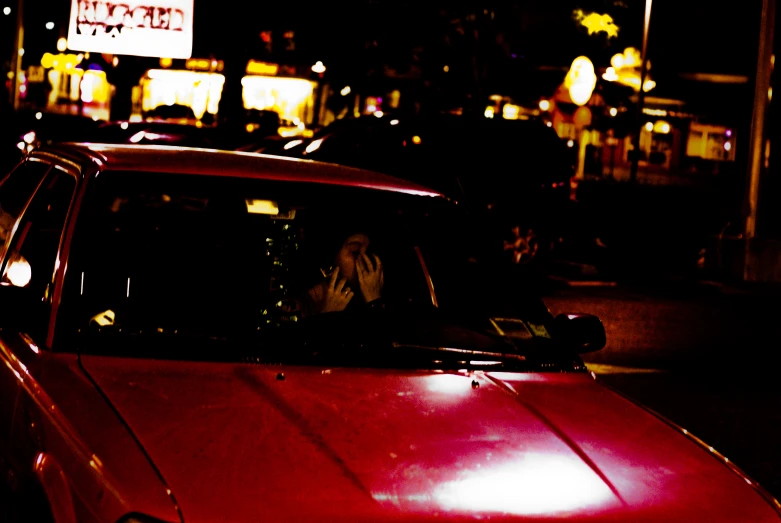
[[0, 160, 51, 262], [1, 168, 77, 340]]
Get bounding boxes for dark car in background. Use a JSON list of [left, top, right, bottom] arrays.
[[248, 114, 581, 268], [87, 120, 221, 148], [1, 111, 104, 173]]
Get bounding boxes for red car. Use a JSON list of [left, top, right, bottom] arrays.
[[0, 144, 778, 522]]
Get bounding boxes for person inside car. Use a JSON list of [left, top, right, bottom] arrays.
[[303, 231, 384, 316]]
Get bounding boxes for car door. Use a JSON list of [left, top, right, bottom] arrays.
[[0, 160, 79, 522], [0, 158, 53, 515]]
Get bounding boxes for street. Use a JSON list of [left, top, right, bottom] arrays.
[[543, 281, 781, 500]]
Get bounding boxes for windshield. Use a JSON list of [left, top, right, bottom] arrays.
[[56, 171, 575, 371]]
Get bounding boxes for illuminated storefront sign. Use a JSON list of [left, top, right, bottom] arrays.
[[246, 60, 279, 76], [67, 0, 193, 58], [137, 69, 224, 120], [241, 75, 315, 129]]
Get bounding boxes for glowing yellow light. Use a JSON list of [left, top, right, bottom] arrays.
[[245, 199, 279, 215], [57, 37, 67, 52], [602, 67, 618, 82], [159, 57, 172, 68], [443, 65, 450, 72], [340, 85, 351, 96], [484, 107, 495, 118], [539, 100, 550, 111], [112, 57, 119, 67], [643, 108, 667, 116], [412, 135, 422, 145], [246, 60, 279, 75], [609, 107, 618, 117], [246, 123, 256, 132], [574, 10, 619, 38], [644, 122, 654, 132], [653, 121, 671, 134], [6, 257, 31, 287], [611, 48, 642, 69], [311, 61, 326, 74], [502, 104, 520, 120], [240, 75, 315, 125], [564, 56, 596, 106]]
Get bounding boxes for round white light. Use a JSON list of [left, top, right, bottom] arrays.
[[3, 7, 11, 15], [45, 21, 54, 30]]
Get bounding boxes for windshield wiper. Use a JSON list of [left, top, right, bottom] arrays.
[[390, 342, 526, 362]]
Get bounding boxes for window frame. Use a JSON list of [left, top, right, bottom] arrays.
[[1, 152, 87, 350]]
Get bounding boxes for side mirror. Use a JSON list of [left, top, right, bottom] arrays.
[[553, 313, 606, 353]]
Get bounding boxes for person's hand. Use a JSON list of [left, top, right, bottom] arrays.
[[356, 253, 384, 303], [319, 267, 354, 313]]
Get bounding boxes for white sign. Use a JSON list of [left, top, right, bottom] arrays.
[[67, 0, 193, 59]]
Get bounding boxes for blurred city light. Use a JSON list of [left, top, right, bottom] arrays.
[[609, 107, 618, 117], [390, 119, 399, 125], [443, 65, 450, 72], [484, 107, 495, 118], [311, 61, 326, 74], [57, 38, 67, 52], [574, 10, 619, 38], [653, 121, 671, 134], [604, 47, 656, 92], [539, 100, 550, 111], [644, 122, 654, 132], [35, 112, 42, 120], [305, 138, 323, 153], [724, 142, 732, 151], [45, 21, 54, 30], [412, 135, 422, 144], [3, 6, 10, 15], [567, 140, 575, 147], [565, 56, 596, 106], [120, 122, 128, 129], [340, 86, 351, 96], [374, 111, 384, 118], [502, 104, 520, 119]]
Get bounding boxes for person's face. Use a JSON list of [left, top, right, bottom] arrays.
[[335, 233, 370, 285]]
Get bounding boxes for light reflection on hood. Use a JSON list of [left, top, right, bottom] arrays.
[[373, 453, 617, 516]]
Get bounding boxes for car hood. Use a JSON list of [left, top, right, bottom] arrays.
[[80, 356, 780, 523]]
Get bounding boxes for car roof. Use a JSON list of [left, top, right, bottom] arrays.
[[34, 143, 443, 198]]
